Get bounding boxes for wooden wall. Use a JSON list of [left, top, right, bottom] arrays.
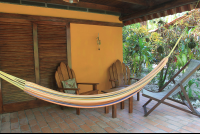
[[0, 12, 122, 113], [0, 18, 69, 113]]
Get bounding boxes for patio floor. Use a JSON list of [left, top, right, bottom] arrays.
[[1, 94, 200, 133]]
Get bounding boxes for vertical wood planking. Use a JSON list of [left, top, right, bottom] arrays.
[[115, 60, 124, 86], [0, 21, 36, 104], [66, 23, 72, 68], [109, 66, 115, 88], [33, 23, 40, 84], [38, 24, 67, 89], [0, 78, 2, 113]]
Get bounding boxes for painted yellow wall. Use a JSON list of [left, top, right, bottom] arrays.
[[71, 24, 123, 93], [0, 3, 121, 23], [0, 3, 123, 93]]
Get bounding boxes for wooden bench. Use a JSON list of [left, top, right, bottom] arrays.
[[101, 59, 140, 118]]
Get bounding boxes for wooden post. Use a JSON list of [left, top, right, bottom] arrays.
[[105, 106, 109, 114], [33, 23, 40, 85], [129, 96, 133, 113], [112, 104, 117, 118], [120, 101, 124, 109], [66, 23, 72, 68], [0, 78, 3, 113]]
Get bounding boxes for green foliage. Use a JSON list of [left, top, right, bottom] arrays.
[[184, 78, 200, 99], [123, 25, 153, 77]]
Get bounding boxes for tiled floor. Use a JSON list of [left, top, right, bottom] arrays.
[[1, 94, 200, 133]]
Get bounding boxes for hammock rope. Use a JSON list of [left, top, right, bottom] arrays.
[[0, 35, 182, 108]]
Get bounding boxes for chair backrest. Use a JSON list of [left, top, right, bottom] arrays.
[[109, 59, 131, 88], [168, 59, 200, 96], [55, 62, 76, 89]]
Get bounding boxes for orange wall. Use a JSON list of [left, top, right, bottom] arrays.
[[0, 3, 123, 93], [71, 24, 123, 93], [0, 3, 121, 23]]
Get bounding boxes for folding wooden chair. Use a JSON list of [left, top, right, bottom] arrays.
[[142, 59, 200, 117]]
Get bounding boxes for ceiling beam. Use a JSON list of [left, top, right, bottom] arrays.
[[25, 0, 122, 12], [119, 0, 199, 21], [117, 0, 148, 6]]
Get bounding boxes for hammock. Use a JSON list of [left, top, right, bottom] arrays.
[[0, 36, 182, 108]]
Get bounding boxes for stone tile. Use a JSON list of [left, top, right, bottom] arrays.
[[75, 130, 85, 133], [2, 115, 10, 122], [28, 119, 37, 127], [1, 122, 11, 130], [52, 128, 63, 133], [80, 124, 93, 133], [31, 125, 41, 133], [42, 111, 50, 117], [38, 120, 48, 128], [50, 112, 59, 118], [182, 126, 200, 133], [68, 114, 78, 120], [84, 119, 96, 126], [58, 122, 69, 130], [19, 118, 28, 126], [63, 128, 74, 133], [54, 116, 64, 123], [104, 127, 118, 133], [1, 129, 11, 133], [68, 123, 80, 131], [64, 118, 74, 124], [44, 116, 54, 123], [10, 118, 18, 124], [91, 125, 106, 133], [10, 112, 18, 119], [156, 124, 173, 133], [11, 122, 19, 130], [35, 115, 45, 121], [116, 121, 133, 130], [18, 114, 26, 120], [106, 121, 120, 129], [48, 122, 59, 129], [41, 127, 52, 133], [20, 124, 30, 132], [11, 128, 21, 133], [115, 127, 130, 133], [73, 118, 85, 126]]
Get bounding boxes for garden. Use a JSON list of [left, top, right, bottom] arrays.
[[123, 11, 200, 109]]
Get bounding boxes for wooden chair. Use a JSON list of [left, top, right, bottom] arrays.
[[142, 59, 200, 117], [109, 59, 140, 101], [102, 59, 140, 118], [55, 62, 99, 115]]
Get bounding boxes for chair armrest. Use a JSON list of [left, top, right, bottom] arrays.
[[77, 83, 99, 85], [130, 77, 140, 81], [58, 88, 80, 95], [76, 83, 99, 91], [80, 90, 99, 95], [58, 88, 80, 92], [109, 79, 118, 82]]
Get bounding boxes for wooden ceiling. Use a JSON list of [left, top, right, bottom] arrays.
[[24, 0, 200, 25]]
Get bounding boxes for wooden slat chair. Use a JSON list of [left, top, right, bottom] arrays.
[[142, 59, 200, 117], [109, 59, 140, 101], [55, 62, 99, 115], [103, 59, 140, 117]]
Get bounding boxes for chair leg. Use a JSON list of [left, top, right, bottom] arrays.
[[105, 106, 109, 114], [60, 106, 64, 110], [121, 101, 125, 109], [112, 104, 117, 118], [137, 92, 140, 101], [76, 108, 80, 115], [143, 101, 162, 117], [129, 96, 133, 113]]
